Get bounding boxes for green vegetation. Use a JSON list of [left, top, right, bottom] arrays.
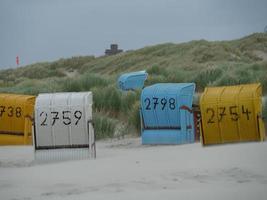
[[1, 33, 267, 138], [93, 113, 117, 139]]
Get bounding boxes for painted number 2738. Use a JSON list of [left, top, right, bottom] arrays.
[[0, 106, 22, 118]]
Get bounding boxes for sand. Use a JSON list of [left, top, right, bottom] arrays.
[[0, 137, 267, 200]]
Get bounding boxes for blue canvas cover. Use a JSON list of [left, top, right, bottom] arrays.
[[140, 83, 195, 144], [118, 71, 148, 91]]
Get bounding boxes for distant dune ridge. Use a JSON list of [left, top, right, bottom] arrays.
[[0, 33, 267, 138]]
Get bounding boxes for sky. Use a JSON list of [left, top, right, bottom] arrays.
[[0, 0, 266, 69]]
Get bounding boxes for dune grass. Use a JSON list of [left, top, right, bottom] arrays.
[[1, 33, 267, 138]]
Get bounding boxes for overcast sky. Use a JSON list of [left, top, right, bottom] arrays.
[[0, 0, 266, 69]]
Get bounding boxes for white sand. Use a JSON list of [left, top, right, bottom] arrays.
[[0, 138, 267, 200]]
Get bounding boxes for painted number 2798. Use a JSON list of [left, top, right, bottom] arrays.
[[144, 97, 176, 110]]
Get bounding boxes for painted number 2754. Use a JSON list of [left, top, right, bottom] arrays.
[[206, 105, 251, 124]]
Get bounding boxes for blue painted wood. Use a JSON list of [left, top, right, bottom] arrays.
[[141, 83, 195, 145], [117, 71, 148, 91]]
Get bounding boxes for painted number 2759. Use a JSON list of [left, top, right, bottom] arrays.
[[39, 110, 82, 126]]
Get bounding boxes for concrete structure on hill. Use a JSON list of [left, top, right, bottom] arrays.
[[105, 44, 123, 56]]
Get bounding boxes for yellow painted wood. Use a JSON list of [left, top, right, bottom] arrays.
[[0, 93, 35, 145], [200, 83, 265, 145]]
